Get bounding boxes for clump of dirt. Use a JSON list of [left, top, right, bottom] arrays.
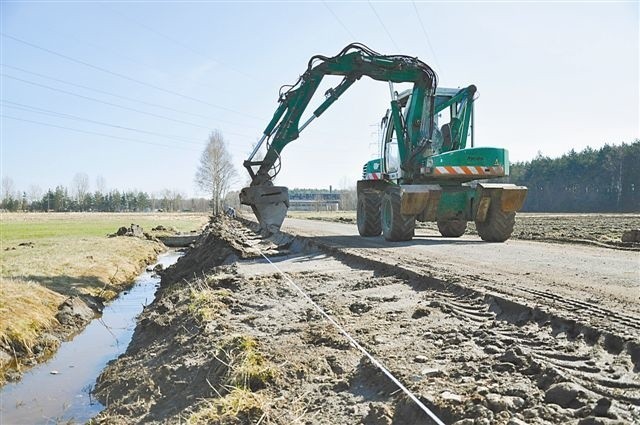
[[151, 225, 176, 232], [92, 218, 281, 424], [621, 229, 640, 243], [4, 241, 35, 251], [108, 223, 159, 242], [55, 296, 97, 326], [158, 216, 244, 284]]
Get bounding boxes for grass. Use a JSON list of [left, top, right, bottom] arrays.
[[188, 286, 232, 322], [0, 278, 64, 355], [0, 212, 209, 381], [186, 272, 238, 322], [187, 388, 268, 425], [223, 335, 277, 390], [0, 212, 207, 241], [187, 334, 277, 424]]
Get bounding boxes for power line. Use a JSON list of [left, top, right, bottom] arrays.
[[37, 21, 241, 97], [1, 100, 205, 146], [1, 73, 252, 139], [1, 32, 261, 120], [411, 1, 444, 75], [0, 63, 250, 129], [1, 114, 201, 151], [103, 5, 260, 83], [322, 1, 356, 40], [367, 2, 401, 51]]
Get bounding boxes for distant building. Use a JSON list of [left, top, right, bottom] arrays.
[[289, 192, 341, 211]]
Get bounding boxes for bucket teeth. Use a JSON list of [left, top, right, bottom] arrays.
[[240, 186, 289, 234]]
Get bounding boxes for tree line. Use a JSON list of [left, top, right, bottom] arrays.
[[1, 183, 211, 213], [3, 138, 638, 214], [508, 141, 639, 212]]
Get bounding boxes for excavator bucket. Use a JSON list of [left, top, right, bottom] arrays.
[[239, 185, 289, 234]]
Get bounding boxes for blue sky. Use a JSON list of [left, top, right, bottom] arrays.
[[1, 1, 638, 197]]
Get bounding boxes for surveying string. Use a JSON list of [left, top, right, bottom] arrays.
[[258, 250, 446, 425]]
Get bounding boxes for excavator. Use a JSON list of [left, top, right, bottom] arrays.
[[240, 43, 527, 242]]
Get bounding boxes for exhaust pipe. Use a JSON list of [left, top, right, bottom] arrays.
[[239, 185, 289, 234]]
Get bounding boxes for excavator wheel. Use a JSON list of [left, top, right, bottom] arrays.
[[357, 192, 382, 237], [475, 203, 516, 242], [381, 189, 415, 242], [437, 220, 467, 237]]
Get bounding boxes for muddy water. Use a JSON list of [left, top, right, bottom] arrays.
[[0, 251, 182, 425]]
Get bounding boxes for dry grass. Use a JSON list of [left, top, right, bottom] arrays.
[[223, 335, 277, 390], [2, 236, 163, 299], [187, 334, 278, 424], [0, 277, 64, 354], [187, 388, 268, 424], [188, 285, 232, 322]]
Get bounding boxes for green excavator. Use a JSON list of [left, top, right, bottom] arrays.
[[240, 43, 527, 242]]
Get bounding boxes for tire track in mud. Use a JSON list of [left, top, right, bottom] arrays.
[[379, 254, 640, 340], [235, 251, 639, 423], [515, 287, 640, 332], [238, 222, 640, 423]]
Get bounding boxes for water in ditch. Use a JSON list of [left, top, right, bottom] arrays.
[[0, 251, 182, 425]]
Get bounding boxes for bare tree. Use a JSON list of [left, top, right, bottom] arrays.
[[71, 172, 90, 207], [95, 175, 106, 193], [195, 130, 237, 215], [28, 184, 42, 203], [1, 176, 15, 201]]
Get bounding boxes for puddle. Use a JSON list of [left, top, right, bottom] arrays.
[[0, 251, 182, 424]]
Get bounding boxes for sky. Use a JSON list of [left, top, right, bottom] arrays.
[[1, 1, 638, 198]]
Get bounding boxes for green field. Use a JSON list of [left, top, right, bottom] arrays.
[[0, 212, 208, 241]]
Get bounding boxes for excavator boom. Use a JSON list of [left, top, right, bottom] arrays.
[[241, 43, 438, 233]]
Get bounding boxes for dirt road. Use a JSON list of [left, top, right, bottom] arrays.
[[282, 218, 640, 324], [90, 217, 639, 424]]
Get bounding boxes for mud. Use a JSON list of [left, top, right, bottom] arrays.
[[93, 217, 639, 424]]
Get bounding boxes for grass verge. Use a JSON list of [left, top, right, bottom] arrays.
[[0, 278, 64, 357]]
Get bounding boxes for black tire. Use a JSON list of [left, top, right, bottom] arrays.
[[475, 204, 516, 242], [437, 220, 467, 237], [381, 190, 415, 241], [357, 192, 382, 236]]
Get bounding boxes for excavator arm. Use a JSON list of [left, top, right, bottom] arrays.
[[240, 43, 438, 233]]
